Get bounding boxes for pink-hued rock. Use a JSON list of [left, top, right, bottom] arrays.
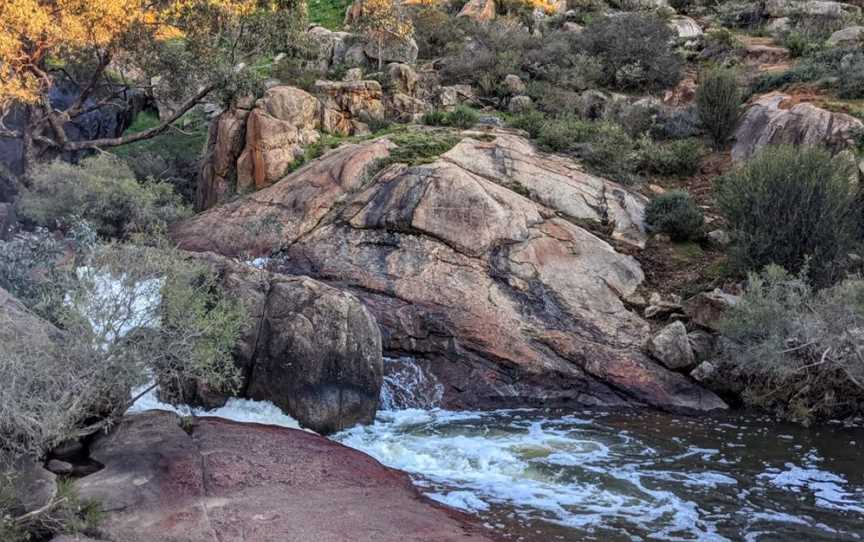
[[173, 130, 726, 413], [76, 411, 493, 542]]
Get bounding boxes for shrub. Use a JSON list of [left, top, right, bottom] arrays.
[[525, 80, 582, 117], [421, 106, 478, 129], [0, 242, 248, 461], [718, 265, 864, 423], [640, 138, 705, 177], [509, 109, 546, 138], [750, 47, 864, 98], [18, 155, 190, 240], [644, 191, 704, 241], [578, 13, 682, 91], [714, 145, 859, 285], [412, 6, 466, 59], [444, 105, 479, 129], [535, 115, 594, 152], [696, 67, 742, 149]]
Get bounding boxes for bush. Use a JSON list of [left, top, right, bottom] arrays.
[[509, 109, 546, 138], [421, 106, 478, 129], [644, 191, 704, 241], [718, 266, 864, 423], [578, 13, 682, 91], [751, 47, 864, 99], [640, 138, 705, 177], [18, 155, 190, 240], [535, 115, 595, 152], [696, 67, 741, 149], [444, 105, 479, 129], [0, 242, 248, 461], [714, 145, 859, 285]]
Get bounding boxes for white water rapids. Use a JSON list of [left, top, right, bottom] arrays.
[[131, 356, 864, 541]]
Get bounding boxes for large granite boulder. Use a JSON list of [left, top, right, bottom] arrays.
[[363, 36, 419, 66], [76, 411, 491, 542], [236, 86, 322, 192], [183, 254, 383, 434], [173, 130, 725, 413], [307, 25, 361, 71], [827, 25, 864, 47], [196, 102, 253, 211], [314, 79, 385, 135], [458, 0, 496, 22], [732, 93, 864, 161]]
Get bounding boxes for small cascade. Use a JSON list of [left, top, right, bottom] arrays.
[[380, 356, 444, 410]]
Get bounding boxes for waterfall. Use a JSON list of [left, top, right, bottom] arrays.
[[380, 356, 444, 410]]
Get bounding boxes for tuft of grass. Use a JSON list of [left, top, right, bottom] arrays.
[[367, 129, 463, 177]]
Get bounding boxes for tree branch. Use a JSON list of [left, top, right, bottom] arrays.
[[63, 84, 216, 151]]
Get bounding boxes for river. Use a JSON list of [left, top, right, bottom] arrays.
[[333, 357, 864, 542]]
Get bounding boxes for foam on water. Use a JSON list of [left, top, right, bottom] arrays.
[[128, 383, 303, 430]]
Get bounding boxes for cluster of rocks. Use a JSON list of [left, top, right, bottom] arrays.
[[640, 288, 741, 385], [197, 62, 476, 210]]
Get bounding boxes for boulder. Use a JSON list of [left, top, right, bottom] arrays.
[[685, 289, 740, 331], [11, 457, 57, 514], [647, 321, 696, 371], [173, 131, 725, 413], [562, 21, 583, 33], [387, 63, 418, 96], [307, 25, 358, 71], [827, 25, 864, 47], [764, 0, 861, 18], [508, 95, 534, 113], [732, 93, 864, 161], [314, 79, 385, 135], [437, 85, 477, 110], [386, 92, 431, 123], [363, 36, 419, 66], [458, 0, 496, 22], [45, 459, 74, 475], [196, 103, 252, 211], [77, 412, 490, 542], [184, 253, 384, 435], [236, 86, 321, 192], [503, 74, 527, 95], [687, 330, 716, 363]]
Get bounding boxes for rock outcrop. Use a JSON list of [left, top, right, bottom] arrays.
[[458, 0, 496, 22], [827, 25, 864, 47], [732, 93, 864, 161], [76, 411, 493, 542], [174, 129, 726, 413], [315, 79, 385, 135], [182, 254, 383, 435], [647, 321, 696, 371], [764, 0, 861, 19]]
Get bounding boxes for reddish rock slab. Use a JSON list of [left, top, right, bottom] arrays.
[[76, 411, 495, 542]]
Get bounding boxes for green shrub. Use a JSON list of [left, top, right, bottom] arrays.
[[509, 109, 546, 139], [370, 130, 463, 175], [422, 110, 449, 126], [780, 31, 813, 58], [640, 138, 705, 177], [578, 13, 682, 91], [696, 67, 742, 149], [444, 105, 479, 129], [644, 191, 704, 241], [714, 145, 859, 285], [17, 155, 190, 240], [421, 106, 478, 129], [751, 47, 864, 98], [718, 265, 864, 423], [535, 115, 595, 152]]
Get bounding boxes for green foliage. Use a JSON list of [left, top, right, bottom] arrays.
[[308, 0, 353, 29], [578, 13, 682, 91], [696, 67, 742, 149], [509, 109, 546, 139], [0, 473, 103, 542], [0, 241, 248, 460], [111, 110, 209, 203], [780, 31, 814, 58], [366, 130, 463, 178], [640, 138, 705, 177], [714, 145, 859, 285], [645, 191, 704, 241], [752, 47, 864, 99], [534, 114, 595, 152], [719, 266, 864, 423], [444, 105, 479, 129], [421, 110, 448, 126], [17, 155, 190, 240]]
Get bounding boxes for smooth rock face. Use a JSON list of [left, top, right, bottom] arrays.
[[236, 87, 322, 192], [670, 16, 703, 39], [732, 93, 864, 161], [197, 104, 251, 211], [648, 321, 696, 371], [827, 25, 864, 47], [458, 0, 496, 22], [12, 457, 57, 514], [76, 412, 492, 542], [363, 36, 419, 66], [315, 79, 385, 135], [186, 254, 383, 434], [174, 131, 725, 412]]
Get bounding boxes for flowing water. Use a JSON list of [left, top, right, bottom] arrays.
[[334, 358, 864, 542]]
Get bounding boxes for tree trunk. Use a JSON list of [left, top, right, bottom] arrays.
[[378, 35, 384, 71]]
